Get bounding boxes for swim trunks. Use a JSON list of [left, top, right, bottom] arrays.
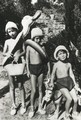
[[56, 76, 75, 91], [29, 63, 44, 76]]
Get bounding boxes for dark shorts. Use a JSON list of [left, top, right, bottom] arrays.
[[56, 76, 75, 91], [29, 63, 44, 76]]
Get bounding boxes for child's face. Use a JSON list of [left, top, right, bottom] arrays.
[[57, 50, 67, 61], [34, 36, 42, 44], [7, 28, 17, 39]]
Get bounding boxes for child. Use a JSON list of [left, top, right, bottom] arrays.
[[50, 45, 80, 120], [3, 21, 26, 115], [26, 27, 50, 118]]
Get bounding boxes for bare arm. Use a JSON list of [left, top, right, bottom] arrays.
[[69, 63, 76, 85], [26, 46, 30, 77], [3, 41, 12, 57], [50, 63, 57, 86], [47, 62, 51, 78], [43, 46, 51, 77], [3, 41, 8, 56]]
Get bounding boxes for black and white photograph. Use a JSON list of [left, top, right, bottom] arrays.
[[0, 0, 81, 120]]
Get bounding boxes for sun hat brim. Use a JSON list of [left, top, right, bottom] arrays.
[[54, 45, 69, 60]]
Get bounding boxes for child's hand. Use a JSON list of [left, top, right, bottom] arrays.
[[74, 83, 81, 93], [13, 55, 19, 63], [27, 70, 30, 78], [49, 82, 54, 88]]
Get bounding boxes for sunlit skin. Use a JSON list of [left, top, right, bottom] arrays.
[[34, 36, 43, 45], [3, 28, 21, 60], [27, 36, 44, 66], [52, 50, 71, 79], [51, 49, 78, 118], [3, 26, 26, 114], [57, 50, 67, 61], [7, 28, 18, 39], [27, 36, 43, 64], [26, 35, 50, 114]]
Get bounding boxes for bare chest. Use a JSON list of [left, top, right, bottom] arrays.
[[56, 63, 69, 77]]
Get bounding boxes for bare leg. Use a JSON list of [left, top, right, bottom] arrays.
[[54, 90, 62, 116], [37, 73, 46, 114], [54, 97, 61, 114], [28, 74, 37, 118], [9, 76, 16, 107], [17, 75, 26, 115], [30, 74, 37, 110], [38, 73, 43, 109], [18, 81, 25, 108], [60, 88, 72, 115], [9, 76, 17, 115], [70, 88, 78, 113]]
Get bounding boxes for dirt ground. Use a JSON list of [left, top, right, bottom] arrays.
[[0, 66, 55, 120], [0, 66, 81, 120]]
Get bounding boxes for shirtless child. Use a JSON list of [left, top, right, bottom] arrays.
[[26, 27, 50, 118], [50, 45, 80, 120], [3, 21, 26, 115]]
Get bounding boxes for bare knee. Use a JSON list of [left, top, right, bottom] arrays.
[[31, 88, 36, 95]]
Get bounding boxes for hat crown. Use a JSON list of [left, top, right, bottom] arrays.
[[54, 45, 69, 60], [5, 21, 18, 32], [31, 27, 43, 39]]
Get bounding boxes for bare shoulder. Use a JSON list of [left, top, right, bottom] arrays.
[[27, 46, 31, 49], [67, 62, 71, 68], [27, 46, 32, 50], [53, 62, 58, 68], [4, 39, 12, 45]]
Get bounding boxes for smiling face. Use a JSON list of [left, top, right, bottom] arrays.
[[57, 50, 67, 61], [7, 28, 18, 39]]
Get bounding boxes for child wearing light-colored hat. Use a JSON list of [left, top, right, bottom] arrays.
[[54, 45, 69, 60], [50, 45, 80, 120], [26, 27, 50, 118], [5, 21, 18, 33], [3, 21, 26, 116], [31, 27, 44, 39]]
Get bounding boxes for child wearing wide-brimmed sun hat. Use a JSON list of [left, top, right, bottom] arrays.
[[50, 45, 81, 120]]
